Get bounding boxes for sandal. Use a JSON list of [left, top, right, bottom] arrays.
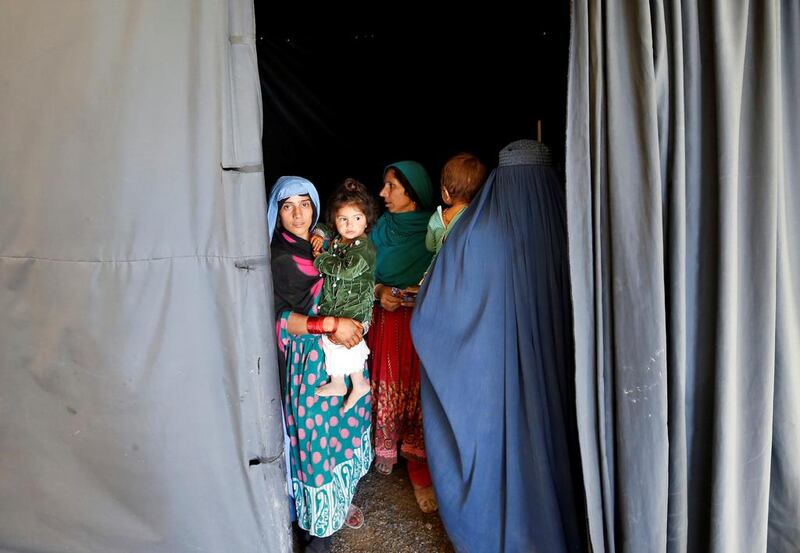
[[344, 504, 364, 529], [374, 458, 394, 476], [413, 485, 438, 513]]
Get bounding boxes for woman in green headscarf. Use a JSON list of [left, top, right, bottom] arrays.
[[368, 160, 438, 513]]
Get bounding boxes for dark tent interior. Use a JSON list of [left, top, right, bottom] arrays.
[[254, 10, 570, 202]]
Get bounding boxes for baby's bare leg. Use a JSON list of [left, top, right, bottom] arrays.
[[315, 374, 347, 397], [344, 371, 371, 412]]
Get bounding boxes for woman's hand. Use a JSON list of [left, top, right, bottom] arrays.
[[400, 285, 419, 307], [376, 284, 403, 312], [329, 318, 363, 348]]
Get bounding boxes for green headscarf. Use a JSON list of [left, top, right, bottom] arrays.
[[371, 161, 435, 288], [386, 160, 435, 210]]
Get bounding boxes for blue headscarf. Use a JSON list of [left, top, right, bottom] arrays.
[[267, 176, 321, 240]]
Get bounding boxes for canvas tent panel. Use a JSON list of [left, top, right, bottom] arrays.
[[0, 2, 288, 552]]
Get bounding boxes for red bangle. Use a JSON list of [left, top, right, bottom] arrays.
[[306, 316, 326, 334], [330, 317, 339, 335]]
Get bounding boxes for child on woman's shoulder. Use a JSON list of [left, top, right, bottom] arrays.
[[422, 152, 488, 281]]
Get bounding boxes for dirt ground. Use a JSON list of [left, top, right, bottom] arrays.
[[331, 461, 455, 553]]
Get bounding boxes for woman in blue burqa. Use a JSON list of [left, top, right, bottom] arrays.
[[410, 140, 587, 553]]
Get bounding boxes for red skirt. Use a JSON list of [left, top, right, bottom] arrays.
[[368, 305, 427, 468]]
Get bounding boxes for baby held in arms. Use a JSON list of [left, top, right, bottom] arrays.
[[311, 178, 378, 411]]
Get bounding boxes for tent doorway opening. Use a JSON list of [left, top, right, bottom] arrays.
[[254, 10, 571, 552]]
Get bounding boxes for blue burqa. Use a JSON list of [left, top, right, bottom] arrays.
[[410, 140, 586, 553]]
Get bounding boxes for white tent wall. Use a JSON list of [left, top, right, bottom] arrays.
[[0, 1, 289, 552]]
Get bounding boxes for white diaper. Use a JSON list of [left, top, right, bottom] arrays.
[[320, 336, 370, 377]]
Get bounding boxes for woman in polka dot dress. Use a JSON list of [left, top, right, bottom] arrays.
[[268, 176, 374, 544]]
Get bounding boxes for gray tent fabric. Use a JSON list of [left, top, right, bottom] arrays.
[[567, 1, 800, 553], [0, 2, 289, 552]]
